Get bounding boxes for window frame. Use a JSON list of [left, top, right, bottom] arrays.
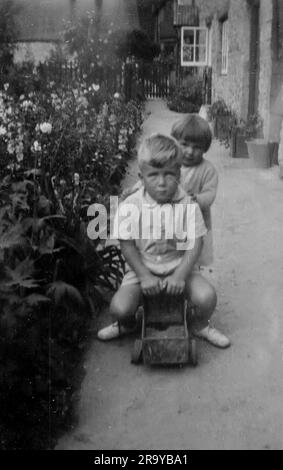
[[221, 19, 229, 75], [180, 26, 209, 67]]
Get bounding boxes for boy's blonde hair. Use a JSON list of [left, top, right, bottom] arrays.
[[138, 133, 182, 169]]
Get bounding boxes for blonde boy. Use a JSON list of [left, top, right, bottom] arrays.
[[98, 134, 230, 348]]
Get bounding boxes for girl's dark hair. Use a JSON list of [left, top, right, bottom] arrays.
[[171, 114, 212, 153]]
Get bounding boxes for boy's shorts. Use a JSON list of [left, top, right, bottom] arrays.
[[121, 265, 201, 287]]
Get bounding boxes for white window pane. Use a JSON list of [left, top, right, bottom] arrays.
[[183, 45, 194, 62], [195, 46, 206, 63], [196, 29, 207, 46], [183, 29, 194, 45]]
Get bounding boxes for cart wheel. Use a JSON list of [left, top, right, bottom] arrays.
[[189, 338, 198, 367], [131, 339, 143, 365]]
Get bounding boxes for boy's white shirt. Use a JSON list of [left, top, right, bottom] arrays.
[[113, 185, 207, 277]]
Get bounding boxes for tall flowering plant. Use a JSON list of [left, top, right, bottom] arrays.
[[0, 77, 143, 449]]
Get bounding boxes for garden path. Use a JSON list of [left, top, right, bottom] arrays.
[[58, 100, 283, 450]]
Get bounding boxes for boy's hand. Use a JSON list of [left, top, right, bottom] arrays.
[[189, 193, 197, 202], [140, 274, 162, 297], [163, 274, 185, 296]]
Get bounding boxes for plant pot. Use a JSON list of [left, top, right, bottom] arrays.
[[214, 115, 230, 141], [230, 128, 249, 158], [246, 139, 272, 168]]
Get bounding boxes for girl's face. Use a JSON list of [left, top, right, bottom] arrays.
[[139, 161, 180, 204], [179, 140, 205, 167]]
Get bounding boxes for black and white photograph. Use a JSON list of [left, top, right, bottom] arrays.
[[0, 0, 283, 452]]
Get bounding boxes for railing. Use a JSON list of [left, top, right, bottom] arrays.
[[37, 61, 123, 94], [124, 61, 172, 100]]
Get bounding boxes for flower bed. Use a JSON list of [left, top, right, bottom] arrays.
[[0, 77, 143, 449]]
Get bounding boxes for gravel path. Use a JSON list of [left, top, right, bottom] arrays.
[[58, 100, 283, 450]]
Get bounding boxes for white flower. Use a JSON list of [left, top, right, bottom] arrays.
[[74, 173, 80, 186], [39, 122, 52, 134], [32, 140, 42, 152], [114, 92, 120, 99], [92, 84, 100, 92], [7, 142, 14, 154], [22, 100, 33, 110], [4, 83, 9, 91], [0, 125, 7, 136]]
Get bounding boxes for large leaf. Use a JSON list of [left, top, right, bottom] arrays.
[[25, 294, 51, 306], [47, 281, 83, 306], [5, 258, 39, 289], [0, 223, 27, 250]]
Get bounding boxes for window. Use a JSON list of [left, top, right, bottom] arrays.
[[221, 19, 229, 74], [181, 27, 208, 66]]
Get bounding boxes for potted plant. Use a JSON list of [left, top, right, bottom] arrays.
[[243, 114, 274, 168], [208, 99, 237, 147], [230, 113, 263, 159]]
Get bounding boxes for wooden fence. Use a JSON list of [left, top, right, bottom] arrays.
[[37, 61, 124, 95], [1, 60, 212, 104], [124, 62, 172, 100]]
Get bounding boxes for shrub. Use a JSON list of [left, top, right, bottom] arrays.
[[116, 29, 160, 62], [0, 74, 143, 449], [167, 77, 203, 113]]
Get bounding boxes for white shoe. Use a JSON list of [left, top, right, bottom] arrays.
[[193, 325, 231, 349], [97, 321, 136, 341]]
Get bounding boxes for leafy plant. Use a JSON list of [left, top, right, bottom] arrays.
[[208, 99, 232, 118], [116, 29, 160, 62], [167, 77, 203, 113], [208, 99, 238, 148], [237, 113, 263, 140], [0, 65, 143, 449]]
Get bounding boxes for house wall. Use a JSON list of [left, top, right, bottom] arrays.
[[196, 0, 279, 142], [269, 0, 283, 142], [258, 0, 273, 140], [196, 0, 251, 119]]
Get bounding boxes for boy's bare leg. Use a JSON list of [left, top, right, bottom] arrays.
[[110, 284, 141, 326], [185, 273, 230, 348], [97, 284, 141, 340], [185, 272, 217, 330]]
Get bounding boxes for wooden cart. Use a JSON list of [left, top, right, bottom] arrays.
[[131, 293, 197, 366]]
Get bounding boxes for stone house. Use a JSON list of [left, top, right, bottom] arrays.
[[153, 0, 283, 144], [13, 0, 140, 63]]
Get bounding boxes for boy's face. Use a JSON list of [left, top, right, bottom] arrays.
[[179, 140, 204, 167], [139, 161, 180, 204]]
